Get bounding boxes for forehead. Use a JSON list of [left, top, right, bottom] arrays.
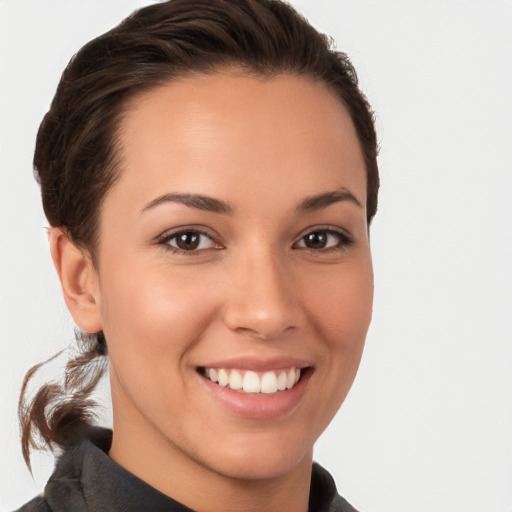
[[113, 71, 366, 210]]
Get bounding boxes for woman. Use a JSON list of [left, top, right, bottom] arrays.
[[15, 0, 378, 510]]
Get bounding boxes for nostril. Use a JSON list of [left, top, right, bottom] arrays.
[[231, 324, 297, 342]]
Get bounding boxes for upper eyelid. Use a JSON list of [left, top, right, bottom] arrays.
[[165, 231, 215, 243], [295, 225, 353, 241], [156, 225, 218, 241]]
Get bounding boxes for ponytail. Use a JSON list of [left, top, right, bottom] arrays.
[[18, 332, 107, 469]]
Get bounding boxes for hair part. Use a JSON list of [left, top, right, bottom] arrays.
[[22, 0, 379, 466]]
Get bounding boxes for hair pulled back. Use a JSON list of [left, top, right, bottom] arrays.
[[20, 0, 379, 468]]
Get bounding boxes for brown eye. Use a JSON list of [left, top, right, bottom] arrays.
[[163, 230, 218, 253], [296, 229, 353, 251], [175, 231, 200, 250], [303, 231, 329, 249]]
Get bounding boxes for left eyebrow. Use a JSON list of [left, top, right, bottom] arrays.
[[297, 187, 363, 212], [140, 193, 234, 215]]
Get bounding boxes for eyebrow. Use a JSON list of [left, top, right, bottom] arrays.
[[140, 193, 233, 215], [140, 186, 362, 215], [297, 187, 362, 211]]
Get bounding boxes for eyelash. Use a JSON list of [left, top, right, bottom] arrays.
[[157, 226, 354, 256], [157, 228, 220, 256], [294, 227, 354, 253]]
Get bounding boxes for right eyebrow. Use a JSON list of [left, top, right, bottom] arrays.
[[297, 187, 363, 212], [139, 193, 234, 215]]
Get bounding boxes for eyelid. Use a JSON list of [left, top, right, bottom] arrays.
[[156, 225, 222, 255], [295, 224, 353, 239], [293, 225, 355, 250]]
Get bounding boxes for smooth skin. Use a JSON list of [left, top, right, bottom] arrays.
[[50, 70, 373, 512]]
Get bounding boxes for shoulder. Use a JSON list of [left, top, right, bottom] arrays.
[[12, 428, 112, 512], [12, 496, 52, 512]]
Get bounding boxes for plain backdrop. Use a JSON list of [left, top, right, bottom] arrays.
[[1, 1, 511, 511]]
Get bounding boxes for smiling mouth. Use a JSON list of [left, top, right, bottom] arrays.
[[198, 367, 305, 394]]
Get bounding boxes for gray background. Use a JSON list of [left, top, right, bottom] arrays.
[[1, 1, 511, 510]]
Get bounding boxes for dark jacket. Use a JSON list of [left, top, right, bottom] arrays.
[[15, 430, 359, 512]]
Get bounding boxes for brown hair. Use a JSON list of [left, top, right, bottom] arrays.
[[19, 0, 379, 468]]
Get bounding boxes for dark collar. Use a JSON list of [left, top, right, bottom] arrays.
[[43, 428, 357, 512]]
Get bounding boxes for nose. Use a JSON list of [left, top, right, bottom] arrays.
[[222, 250, 301, 340]]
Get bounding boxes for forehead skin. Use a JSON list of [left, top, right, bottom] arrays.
[[108, 71, 367, 229]]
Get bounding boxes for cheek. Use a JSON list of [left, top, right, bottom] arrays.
[[305, 257, 374, 350], [298, 256, 373, 434], [98, 259, 220, 364], [97, 262, 223, 425]]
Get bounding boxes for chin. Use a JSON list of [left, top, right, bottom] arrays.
[[196, 429, 315, 482], [213, 453, 309, 482]]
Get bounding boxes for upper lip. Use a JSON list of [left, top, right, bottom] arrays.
[[197, 356, 313, 372]]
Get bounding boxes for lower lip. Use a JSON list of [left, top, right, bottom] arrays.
[[200, 369, 311, 420]]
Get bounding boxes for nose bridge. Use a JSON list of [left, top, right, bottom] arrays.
[[223, 244, 299, 340]]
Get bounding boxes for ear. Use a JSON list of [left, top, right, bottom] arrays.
[[49, 227, 102, 334]]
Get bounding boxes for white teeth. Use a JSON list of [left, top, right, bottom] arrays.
[[277, 371, 287, 391], [203, 367, 303, 394], [229, 370, 243, 390], [243, 371, 261, 393], [286, 369, 295, 389], [217, 368, 229, 387], [261, 371, 278, 394]]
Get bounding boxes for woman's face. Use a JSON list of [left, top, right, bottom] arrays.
[[93, 71, 373, 482]]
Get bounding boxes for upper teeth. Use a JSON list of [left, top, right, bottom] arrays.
[[204, 368, 301, 394]]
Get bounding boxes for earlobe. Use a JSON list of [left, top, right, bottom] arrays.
[[49, 227, 102, 334]]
